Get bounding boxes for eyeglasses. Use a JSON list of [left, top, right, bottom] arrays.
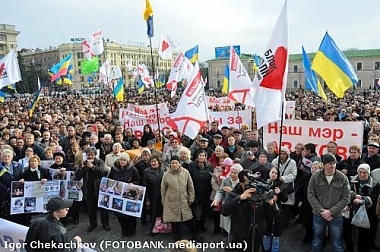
[[171, 141, 178, 144]]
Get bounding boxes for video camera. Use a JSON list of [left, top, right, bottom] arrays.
[[245, 173, 274, 202]]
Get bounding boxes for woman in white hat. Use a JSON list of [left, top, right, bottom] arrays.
[[350, 163, 380, 252]]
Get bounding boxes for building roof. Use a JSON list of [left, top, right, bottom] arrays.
[[289, 48, 380, 61], [207, 48, 380, 62]]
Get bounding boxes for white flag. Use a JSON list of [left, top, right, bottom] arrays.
[[137, 64, 154, 88], [158, 33, 179, 60], [166, 52, 193, 98], [90, 30, 104, 56], [168, 62, 208, 139], [109, 66, 122, 80], [228, 46, 255, 107], [0, 49, 22, 88], [99, 59, 111, 84], [253, 1, 288, 129]]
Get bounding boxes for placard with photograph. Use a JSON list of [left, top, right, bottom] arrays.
[[97, 177, 146, 218], [49, 169, 83, 201], [10, 180, 61, 214]]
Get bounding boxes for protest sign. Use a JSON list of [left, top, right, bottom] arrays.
[[263, 120, 363, 159]]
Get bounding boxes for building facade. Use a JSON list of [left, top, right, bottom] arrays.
[[21, 41, 177, 90], [0, 24, 20, 58], [207, 49, 380, 90]]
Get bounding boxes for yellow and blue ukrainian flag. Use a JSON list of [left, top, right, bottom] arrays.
[[302, 46, 327, 101], [137, 79, 145, 94], [143, 0, 154, 38], [114, 78, 124, 101], [0, 91, 5, 102], [311, 32, 358, 98], [222, 64, 229, 95], [185, 45, 199, 64]]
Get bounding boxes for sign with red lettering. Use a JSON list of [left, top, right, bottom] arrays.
[[263, 120, 364, 159], [206, 95, 236, 110]]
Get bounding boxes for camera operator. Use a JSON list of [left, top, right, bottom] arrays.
[[221, 169, 268, 252]]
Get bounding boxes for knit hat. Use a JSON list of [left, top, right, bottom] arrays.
[[170, 155, 180, 162], [257, 150, 268, 157], [147, 139, 155, 145], [222, 158, 234, 167], [357, 163, 370, 174], [141, 148, 151, 155], [230, 163, 243, 173], [170, 136, 181, 144], [280, 147, 290, 155], [321, 153, 337, 165], [118, 152, 130, 162]]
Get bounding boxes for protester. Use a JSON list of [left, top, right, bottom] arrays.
[[307, 153, 350, 252], [25, 196, 82, 252]]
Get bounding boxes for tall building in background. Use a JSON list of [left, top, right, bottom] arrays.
[[0, 24, 20, 58]]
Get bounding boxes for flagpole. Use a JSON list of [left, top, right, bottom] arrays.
[[276, 100, 285, 185], [148, 37, 162, 138]]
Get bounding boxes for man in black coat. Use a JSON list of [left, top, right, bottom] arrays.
[[25, 196, 81, 252], [361, 142, 380, 171], [74, 147, 109, 232], [221, 170, 264, 252]]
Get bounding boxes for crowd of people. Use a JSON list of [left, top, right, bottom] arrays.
[[0, 87, 380, 251]]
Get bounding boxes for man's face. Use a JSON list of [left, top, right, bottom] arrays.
[[211, 123, 218, 132], [213, 137, 222, 145], [115, 134, 123, 143], [43, 132, 50, 141], [199, 141, 208, 149], [368, 146, 379, 156], [104, 137, 112, 144], [327, 143, 337, 155], [25, 134, 34, 145]]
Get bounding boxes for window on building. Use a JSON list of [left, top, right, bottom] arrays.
[[293, 80, 299, 88], [217, 80, 221, 88], [375, 61, 380, 70], [78, 61, 81, 67], [293, 65, 298, 73], [0, 45, 4, 50], [357, 62, 363, 71], [0, 35, 5, 40], [80, 77, 84, 82], [356, 79, 362, 88], [78, 69, 81, 74], [0, 54, 4, 59]]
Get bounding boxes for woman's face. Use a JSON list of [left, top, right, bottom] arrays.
[[269, 168, 278, 180], [171, 140, 179, 148], [349, 149, 360, 160], [311, 164, 319, 174], [180, 151, 188, 160], [227, 137, 235, 146], [144, 126, 150, 133], [25, 148, 34, 157], [258, 154, 267, 164], [197, 152, 206, 162], [215, 148, 224, 157], [229, 169, 238, 181], [150, 158, 159, 169], [170, 160, 180, 170], [2, 152, 13, 164], [54, 156, 63, 165], [119, 158, 129, 166], [132, 141, 139, 149], [29, 158, 39, 169]]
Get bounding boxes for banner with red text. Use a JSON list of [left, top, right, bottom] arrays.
[[206, 95, 236, 110], [119, 108, 252, 138], [263, 120, 363, 159]]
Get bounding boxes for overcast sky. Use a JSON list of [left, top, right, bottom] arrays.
[[2, 0, 380, 62]]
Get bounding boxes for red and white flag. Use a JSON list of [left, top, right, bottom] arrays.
[[167, 62, 208, 139], [81, 40, 94, 60], [90, 30, 104, 56], [0, 49, 22, 89], [158, 33, 179, 60], [166, 52, 193, 98], [253, 1, 288, 129], [228, 46, 255, 107], [137, 64, 154, 88]]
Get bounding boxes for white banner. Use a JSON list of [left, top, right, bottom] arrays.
[[119, 108, 252, 137], [206, 95, 235, 110], [98, 178, 146, 218], [124, 103, 169, 118], [263, 120, 364, 159], [0, 218, 96, 252]]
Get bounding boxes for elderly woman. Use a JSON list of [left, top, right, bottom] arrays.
[[187, 150, 213, 232], [143, 155, 165, 234], [178, 146, 192, 170], [109, 152, 141, 236], [161, 156, 202, 242], [271, 147, 297, 227], [212, 163, 243, 238], [0, 149, 23, 221], [104, 143, 124, 175], [208, 146, 228, 169], [350, 163, 380, 252]]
